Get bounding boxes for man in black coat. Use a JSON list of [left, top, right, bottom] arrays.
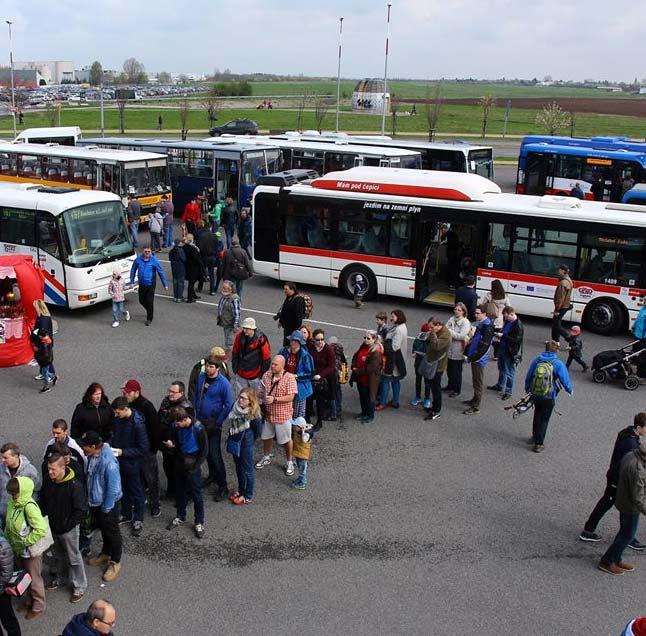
[[183, 234, 204, 303], [276, 282, 306, 346], [455, 275, 478, 321], [197, 226, 221, 296]]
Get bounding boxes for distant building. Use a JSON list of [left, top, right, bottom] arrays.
[[75, 66, 117, 85], [352, 78, 390, 114], [14, 61, 74, 84], [0, 68, 42, 88]]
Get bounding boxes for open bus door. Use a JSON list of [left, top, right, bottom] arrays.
[[524, 152, 555, 195]]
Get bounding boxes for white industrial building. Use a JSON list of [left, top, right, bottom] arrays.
[[14, 60, 75, 84]]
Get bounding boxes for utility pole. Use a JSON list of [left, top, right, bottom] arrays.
[[380, 3, 392, 136], [100, 82, 105, 137], [6, 20, 16, 137], [334, 16, 344, 132]]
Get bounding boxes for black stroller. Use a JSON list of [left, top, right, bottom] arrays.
[[591, 341, 646, 391]]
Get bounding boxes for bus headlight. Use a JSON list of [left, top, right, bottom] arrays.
[[77, 293, 98, 301]]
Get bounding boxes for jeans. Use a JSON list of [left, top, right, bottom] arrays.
[[138, 283, 156, 322], [130, 220, 139, 247], [112, 300, 128, 323], [163, 223, 173, 248], [414, 372, 431, 400], [430, 371, 443, 414], [150, 231, 161, 251], [224, 225, 234, 249], [119, 461, 146, 522], [233, 429, 255, 499], [91, 505, 122, 563], [295, 459, 308, 485], [207, 427, 227, 489], [172, 274, 185, 301], [531, 397, 555, 445], [40, 364, 55, 386], [175, 466, 204, 524], [496, 352, 516, 395], [446, 358, 464, 394], [378, 377, 401, 405], [551, 308, 569, 343], [0, 592, 20, 636], [51, 526, 87, 594], [234, 279, 244, 297], [584, 478, 617, 533], [141, 452, 160, 509], [357, 384, 375, 419], [601, 511, 640, 565], [470, 363, 484, 408], [293, 398, 306, 419]]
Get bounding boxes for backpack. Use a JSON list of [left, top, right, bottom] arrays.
[[531, 361, 554, 398], [298, 293, 314, 319], [412, 335, 427, 357], [331, 342, 348, 384], [230, 251, 250, 280]]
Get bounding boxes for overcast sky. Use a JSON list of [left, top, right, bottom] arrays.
[[1, 0, 644, 82]]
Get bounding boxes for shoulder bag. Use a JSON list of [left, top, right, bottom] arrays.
[[25, 503, 54, 558]]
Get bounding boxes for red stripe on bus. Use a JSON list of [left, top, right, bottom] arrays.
[[42, 269, 65, 293], [310, 178, 472, 201], [279, 244, 415, 267]]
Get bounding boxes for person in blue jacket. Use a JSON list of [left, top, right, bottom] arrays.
[[129, 246, 169, 326], [193, 355, 234, 502], [279, 330, 314, 420], [524, 339, 573, 453], [463, 305, 494, 415], [63, 598, 116, 635], [109, 397, 149, 537]]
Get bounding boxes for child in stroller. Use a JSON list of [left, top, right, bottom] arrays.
[[591, 341, 646, 390]]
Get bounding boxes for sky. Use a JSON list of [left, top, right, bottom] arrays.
[[0, 0, 644, 82]]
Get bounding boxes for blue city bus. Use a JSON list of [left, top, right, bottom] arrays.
[[520, 135, 646, 154], [80, 138, 282, 211], [516, 140, 646, 201]]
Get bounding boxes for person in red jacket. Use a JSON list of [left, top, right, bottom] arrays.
[[231, 317, 271, 395], [181, 196, 201, 233], [307, 328, 337, 431]]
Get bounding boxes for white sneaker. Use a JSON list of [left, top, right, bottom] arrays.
[[111, 321, 119, 328], [285, 460, 295, 476], [28, 359, 39, 367], [254, 455, 272, 470], [34, 374, 43, 380], [124, 310, 130, 321]]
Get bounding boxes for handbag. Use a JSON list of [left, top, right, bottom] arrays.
[[226, 433, 242, 458], [419, 353, 446, 380], [26, 514, 54, 558], [4, 570, 31, 597]]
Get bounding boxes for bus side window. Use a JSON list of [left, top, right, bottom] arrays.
[[337, 208, 386, 256], [389, 213, 412, 258], [0, 152, 16, 176], [580, 234, 645, 286], [0, 206, 35, 246], [37, 211, 60, 258], [511, 227, 577, 276], [486, 223, 511, 269]]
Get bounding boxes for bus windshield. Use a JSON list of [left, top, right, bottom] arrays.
[[124, 163, 169, 196], [60, 201, 131, 267]]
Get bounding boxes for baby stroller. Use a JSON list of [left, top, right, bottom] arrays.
[[591, 341, 646, 391]]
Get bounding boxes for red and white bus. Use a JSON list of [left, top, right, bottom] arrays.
[[252, 167, 646, 334]]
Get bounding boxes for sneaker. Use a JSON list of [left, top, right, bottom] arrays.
[[579, 530, 602, 542], [462, 399, 474, 406], [231, 495, 250, 505], [144, 320, 151, 326], [410, 397, 421, 406], [424, 412, 441, 421], [166, 517, 185, 530], [285, 461, 295, 476], [448, 392, 460, 398], [150, 505, 161, 518], [131, 521, 143, 537], [362, 417, 375, 424], [255, 455, 272, 470], [111, 321, 119, 328], [52, 375, 58, 386], [87, 553, 110, 567], [46, 579, 59, 590], [617, 561, 636, 572], [375, 404, 386, 412], [118, 515, 133, 525], [124, 310, 131, 321], [28, 359, 39, 366], [629, 539, 646, 551], [213, 486, 229, 502], [290, 480, 307, 490], [40, 384, 52, 393], [388, 402, 400, 409], [598, 562, 625, 576], [487, 385, 502, 391], [33, 374, 43, 380], [194, 523, 205, 539], [533, 444, 545, 453], [70, 591, 85, 604], [501, 393, 512, 401], [422, 399, 432, 410], [462, 407, 480, 415], [102, 561, 121, 582]]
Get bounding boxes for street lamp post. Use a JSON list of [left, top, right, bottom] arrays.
[[6, 20, 16, 137], [380, 3, 392, 136], [100, 83, 105, 137], [335, 16, 344, 132]]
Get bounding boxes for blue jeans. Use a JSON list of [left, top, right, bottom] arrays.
[[163, 224, 173, 247], [295, 459, 308, 486], [357, 384, 375, 418], [119, 462, 145, 522], [172, 274, 185, 301], [175, 466, 204, 525], [112, 301, 127, 322], [378, 377, 401, 405], [130, 220, 139, 247], [224, 226, 234, 249], [233, 429, 255, 499], [234, 279, 244, 297], [40, 364, 55, 386], [496, 351, 516, 395], [601, 511, 640, 565]]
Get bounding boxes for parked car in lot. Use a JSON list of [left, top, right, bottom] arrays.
[[208, 118, 258, 136]]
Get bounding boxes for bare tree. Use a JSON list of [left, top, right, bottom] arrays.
[[122, 57, 145, 83], [313, 96, 329, 133], [424, 82, 443, 141], [535, 101, 571, 135], [479, 95, 497, 138], [201, 96, 222, 128], [44, 102, 57, 127], [116, 98, 127, 134], [296, 92, 310, 132], [178, 97, 191, 140]]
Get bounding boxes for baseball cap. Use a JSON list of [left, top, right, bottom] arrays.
[[80, 430, 103, 447], [208, 346, 227, 360], [122, 379, 141, 393], [570, 325, 581, 335], [241, 317, 257, 329]]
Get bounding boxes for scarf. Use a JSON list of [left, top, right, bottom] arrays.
[[227, 401, 251, 436]]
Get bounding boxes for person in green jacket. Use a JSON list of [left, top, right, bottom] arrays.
[[5, 476, 47, 618], [210, 199, 224, 233]]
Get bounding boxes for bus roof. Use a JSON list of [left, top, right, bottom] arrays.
[[203, 135, 422, 158], [523, 142, 646, 163], [521, 134, 646, 153], [82, 137, 280, 154], [15, 126, 82, 142], [262, 167, 646, 230], [0, 140, 167, 164], [0, 183, 120, 214]]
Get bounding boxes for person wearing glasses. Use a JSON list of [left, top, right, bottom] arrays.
[[307, 328, 337, 431], [62, 598, 116, 635], [350, 331, 383, 424]]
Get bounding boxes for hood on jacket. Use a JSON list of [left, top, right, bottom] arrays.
[[536, 351, 558, 363], [618, 426, 639, 442], [13, 475, 34, 507], [58, 467, 76, 484], [64, 612, 107, 636]]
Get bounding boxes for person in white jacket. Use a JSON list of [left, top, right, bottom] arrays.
[[148, 206, 164, 253], [376, 310, 408, 409], [445, 302, 471, 397]]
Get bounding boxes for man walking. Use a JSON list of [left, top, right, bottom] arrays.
[[231, 317, 271, 395], [488, 306, 523, 400], [217, 280, 241, 355], [193, 356, 234, 502], [126, 195, 141, 247], [463, 305, 495, 415], [255, 355, 298, 476], [552, 264, 573, 344], [121, 379, 161, 518], [221, 238, 253, 297], [79, 431, 122, 583], [129, 247, 169, 326], [39, 454, 88, 603], [110, 397, 149, 537], [580, 413, 646, 547], [598, 445, 646, 575], [524, 340, 573, 453]]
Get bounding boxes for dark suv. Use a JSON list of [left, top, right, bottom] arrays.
[[208, 118, 258, 136]]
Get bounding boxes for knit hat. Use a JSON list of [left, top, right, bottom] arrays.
[[570, 325, 581, 335], [80, 430, 102, 447], [630, 618, 646, 636], [121, 379, 141, 393], [241, 317, 257, 330], [208, 346, 227, 360], [421, 323, 431, 333]]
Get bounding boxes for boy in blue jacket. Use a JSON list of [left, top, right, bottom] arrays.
[[524, 340, 573, 453]]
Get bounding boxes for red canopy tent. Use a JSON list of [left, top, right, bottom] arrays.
[[0, 255, 45, 367]]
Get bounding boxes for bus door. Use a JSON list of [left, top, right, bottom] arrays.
[[524, 152, 555, 195], [36, 210, 68, 306]]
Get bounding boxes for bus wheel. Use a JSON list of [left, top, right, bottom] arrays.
[[583, 299, 623, 335], [339, 265, 377, 301]]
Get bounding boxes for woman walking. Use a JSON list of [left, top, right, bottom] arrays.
[[376, 310, 408, 410], [350, 330, 383, 424], [445, 303, 471, 397]]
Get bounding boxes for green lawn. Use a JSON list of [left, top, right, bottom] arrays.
[[1, 103, 644, 139]]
